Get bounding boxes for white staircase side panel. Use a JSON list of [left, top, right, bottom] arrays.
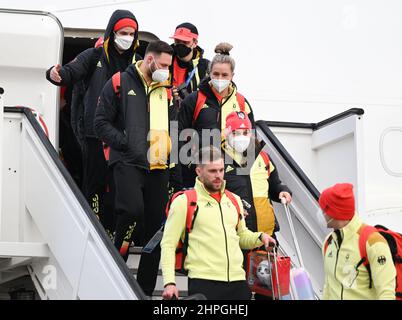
[[1, 113, 22, 242], [0, 9, 63, 147], [257, 126, 327, 298], [312, 115, 365, 213], [1, 110, 143, 299]]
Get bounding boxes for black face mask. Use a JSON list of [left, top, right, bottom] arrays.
[[173, 43, 193, 59]]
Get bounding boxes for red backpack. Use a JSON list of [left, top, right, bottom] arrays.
[[358, 225, 402, 300], [165, 189, 241, 274], [324, 224, 402, 299], [259, 150, 271, 176], [192, 91, 246, 126]]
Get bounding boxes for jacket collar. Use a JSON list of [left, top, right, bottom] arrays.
[[223, 144, 247, 167], [133, 61, 170, 90], [337, 214, 363, 241]]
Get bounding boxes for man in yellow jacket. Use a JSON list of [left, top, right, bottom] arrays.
[[319, 183, 396, 300], [161, 147, 276, 300]]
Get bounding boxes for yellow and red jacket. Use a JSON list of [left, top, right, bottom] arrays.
[[224, 145, 291, 235], [161, 178, 264, 286], [323, 215, 396, 300]]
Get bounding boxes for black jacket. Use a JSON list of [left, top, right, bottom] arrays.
[[224, 144, 292, 233], [46, 10, 139, 139], [170, 78, 256, 190], [94, 63, 172, 169]]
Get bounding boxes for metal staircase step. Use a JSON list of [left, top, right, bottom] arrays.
[[127, 247, 188, 298]]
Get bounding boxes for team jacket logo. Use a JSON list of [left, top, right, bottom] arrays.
[[226, 165, 234, 173], [377, 256, 387, 265], [205, 202, 212, 208], [127, 89, 136, 96], [96, 61, 102, 68]]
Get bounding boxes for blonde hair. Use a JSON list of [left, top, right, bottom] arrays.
[[209, 42, 235, 73]]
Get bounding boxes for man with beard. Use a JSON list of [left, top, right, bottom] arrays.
[[94, 40, 174, 297], [161, 146, 276, 300]]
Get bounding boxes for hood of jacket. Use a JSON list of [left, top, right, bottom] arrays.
[[103, 10, 139, 63]]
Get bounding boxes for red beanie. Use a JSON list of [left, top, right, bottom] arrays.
[[225, 111, 252, 132], [319, 183, 355, 220], [113, 18, 138, 31]]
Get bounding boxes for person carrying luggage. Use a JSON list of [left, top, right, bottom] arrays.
[[161, 146, 276, 300], [222, 111, 292, 238]]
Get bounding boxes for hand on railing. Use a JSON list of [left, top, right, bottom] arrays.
[[162, 284, 179, 300], [279, 191, 292, 205]]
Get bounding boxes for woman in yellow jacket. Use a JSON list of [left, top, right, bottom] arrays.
[[319, 183, 396, 300]]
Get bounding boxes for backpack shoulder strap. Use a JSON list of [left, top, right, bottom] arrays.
[[224, 190, 241, 227], [167, 88, 173, 105], [235, 92, 246, 112], [192, 91, 207, 125], [358, 225, 378, 289], [259, 151, 271, 176], [165, 190, 185, 217], [183, 189, 198, 232], [323, 234, 333, 255], [359, 225, 378, 267], [112, 71, 121, 96], [165, 189, 198, 231]]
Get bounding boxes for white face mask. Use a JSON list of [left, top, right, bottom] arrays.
[[114, 34, 134, 51], [211, 78, 230, 93], [228, 134, 251, 153], [315, 209, 333, 230], [150, 58, 169, 83]]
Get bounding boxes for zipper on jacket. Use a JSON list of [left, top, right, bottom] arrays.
[[146, 84, 172, 113], [216, 89, 236, 124], [217, 201, 230, 282], [333, 230, 344, 300], [245, 175, 257, 232]]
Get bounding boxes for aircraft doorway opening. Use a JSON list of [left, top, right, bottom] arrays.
[[59, 28, 158, 189]]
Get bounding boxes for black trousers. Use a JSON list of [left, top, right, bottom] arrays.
[[103, 167, 116, 238], [113, 163, 168, 296], [188, 278, 252, 300], [81, 137, 107, 217], [81, 137, 117, 236]]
